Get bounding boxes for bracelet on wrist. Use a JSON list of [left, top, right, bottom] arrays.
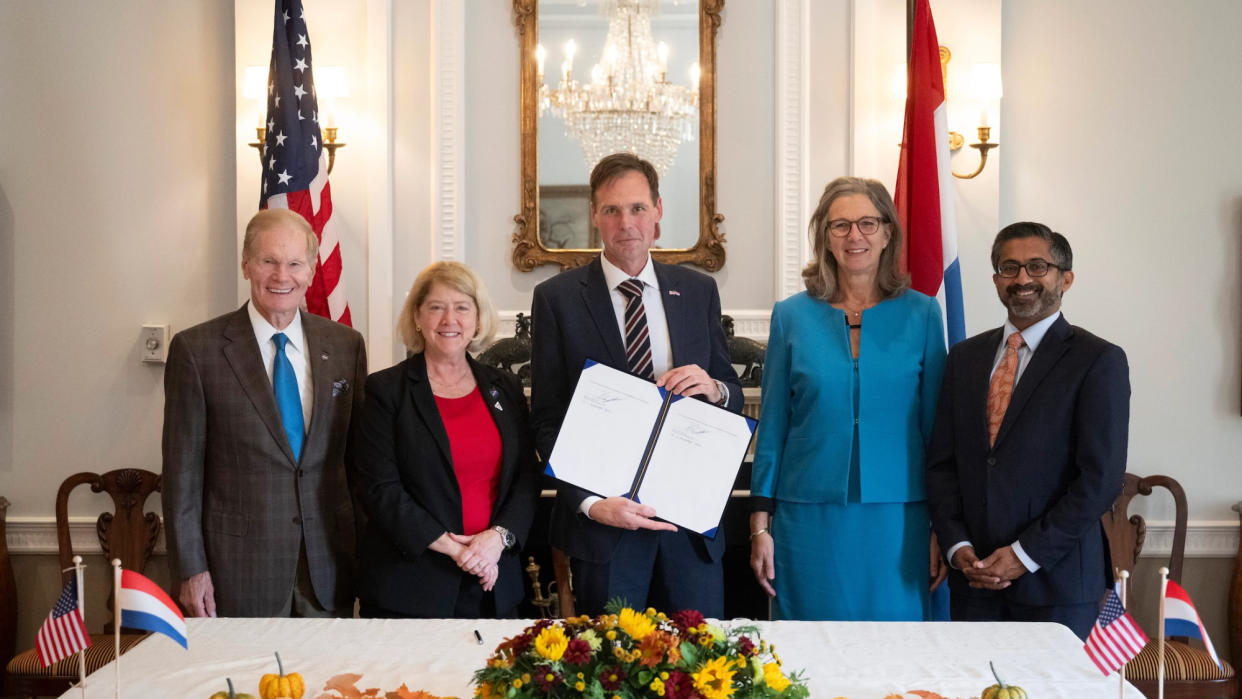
[[749, 527, 770, 539]]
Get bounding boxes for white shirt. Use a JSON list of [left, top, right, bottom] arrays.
[[599, 253, 673, 378], [579, 254, 675, 518], [247, 302, 313, 428], [947, 311, 1063, 574]]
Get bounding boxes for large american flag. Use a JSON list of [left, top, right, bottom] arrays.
[[260, 0, 351, 326], [36, 578, 90, 667], [1084, 590, 1149, 675]]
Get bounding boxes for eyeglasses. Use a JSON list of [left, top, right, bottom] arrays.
[[827, 216, 885, 237], [995, 259, 1065, 278]]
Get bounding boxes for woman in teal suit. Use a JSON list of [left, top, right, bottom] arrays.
[[749, 177, 947, 620]]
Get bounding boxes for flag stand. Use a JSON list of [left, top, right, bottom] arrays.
[[111, 558, 122, 699], [1157, 566, 1168, 699], [1117, 570, 1129, 699], [70, 555, 87, 697]]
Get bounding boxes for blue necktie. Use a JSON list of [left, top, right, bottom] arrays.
[[272, 333, 304, 462]]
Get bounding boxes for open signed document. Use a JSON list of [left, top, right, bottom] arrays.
[[545, 360, 756, 536]]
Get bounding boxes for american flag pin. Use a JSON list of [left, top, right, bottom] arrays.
[[488, 387, 500, 399], [668, 289, 681, 296], [320, 352, 329, 360]]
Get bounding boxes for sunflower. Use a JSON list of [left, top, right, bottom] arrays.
[[618, 607, 657, 640], [692, 656, 737, 699], [534, 625, 569, 661], [762, 662, 791, 692]]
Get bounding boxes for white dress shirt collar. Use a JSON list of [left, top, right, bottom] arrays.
[[248, 301, 307, 356], [1002, 310, 1062, 354], [600, 253, 660, 291]]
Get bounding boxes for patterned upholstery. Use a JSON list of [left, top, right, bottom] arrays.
[[5, 633, 148, 693], [1126, 639, 1234, 680]]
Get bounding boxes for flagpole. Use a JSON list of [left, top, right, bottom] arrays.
[[112, 558, 121, 699], [1157, 566, 1168, 699], [73, 555, 86, 696], [1117, 569, 1129, 698]]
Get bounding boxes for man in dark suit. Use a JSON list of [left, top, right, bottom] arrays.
[[531, 153, 743, 617], [927, 221, 1129, 639], [162, 209, 367, 618]]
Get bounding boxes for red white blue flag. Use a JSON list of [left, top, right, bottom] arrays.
[[1083, 589, 1148, 675], [894, 0, 965, 345], [260, 0, 352, 326], [118, 569, 187, 648], [35, 578, 90, 666], [1164, 579, 1221, 670]]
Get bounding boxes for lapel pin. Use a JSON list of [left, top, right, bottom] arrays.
[[320, 352, 329, 360], [494, 402, 503, 411], [667, 289, 681, 296]]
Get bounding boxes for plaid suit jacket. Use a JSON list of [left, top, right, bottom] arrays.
[[161, 304, 367, 616]]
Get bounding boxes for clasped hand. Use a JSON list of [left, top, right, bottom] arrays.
[[433, 530, 504, 591], [952, 544, 1027, 589]]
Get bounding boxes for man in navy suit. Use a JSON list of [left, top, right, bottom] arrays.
[[927, 221, 1129, 639], [531, 153, 743, 617]]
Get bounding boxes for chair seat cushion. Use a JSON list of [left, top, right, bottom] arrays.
[[6, 633, 148, 678], [1126, 639, 1235, 680]]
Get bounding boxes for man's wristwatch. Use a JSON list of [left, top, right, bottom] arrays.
[[491, 525, 516, 549], [712, 379, 729, 406]]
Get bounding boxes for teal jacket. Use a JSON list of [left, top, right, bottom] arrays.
[[752, 290, 946, 505]]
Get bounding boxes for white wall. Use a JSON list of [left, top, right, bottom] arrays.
[[1001, 0, 1242, 525], [0, 0, 236, 518]]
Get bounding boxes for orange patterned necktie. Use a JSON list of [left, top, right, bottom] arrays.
[[987, 332, 1026, 446]]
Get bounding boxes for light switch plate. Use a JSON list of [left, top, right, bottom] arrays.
[[141, 324, 170, 363]]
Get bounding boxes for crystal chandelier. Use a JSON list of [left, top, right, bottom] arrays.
[[537, 0, 699, 176]]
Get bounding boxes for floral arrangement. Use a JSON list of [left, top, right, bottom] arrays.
[[471, 604, 809, 698]]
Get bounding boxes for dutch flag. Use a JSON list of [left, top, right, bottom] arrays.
[[1164, 579, 1221, 670], [895, 0, 966, 346], [118, 569, 188, 648]]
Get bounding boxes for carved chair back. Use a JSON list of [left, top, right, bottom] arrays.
[[1100, 472, 1187, 582], [55, 469, 162, 619]]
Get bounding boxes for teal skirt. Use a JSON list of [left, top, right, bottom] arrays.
[[771, 499, 930, 621]]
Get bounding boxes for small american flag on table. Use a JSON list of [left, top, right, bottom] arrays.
[[1084, 589, 1148, 675], [36, 578, 91, 666]]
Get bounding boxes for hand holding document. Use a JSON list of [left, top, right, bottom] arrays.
[[545, 360, 756, 537]]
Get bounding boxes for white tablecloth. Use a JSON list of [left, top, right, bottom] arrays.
[[60, 618, 1141, 698]]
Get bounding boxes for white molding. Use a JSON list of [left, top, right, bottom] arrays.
[[775, 0, 810, 301], [7, 518, 1236, 558], [366, 0, 396, 368], [497, 309, 772, 340], [432, 0, 465, 263]]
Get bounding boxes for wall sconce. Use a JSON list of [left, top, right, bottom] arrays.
[[893, 49, 1001, 180], [242, 65, 348, 175]]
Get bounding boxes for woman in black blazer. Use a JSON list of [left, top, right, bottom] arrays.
[[350, 261, 539, 618]]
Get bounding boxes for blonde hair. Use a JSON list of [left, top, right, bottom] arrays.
[[242, 209, 319, 264], [802, 177, 909, 301], [397, 261, 498, 354]]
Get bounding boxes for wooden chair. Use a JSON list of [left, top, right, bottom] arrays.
[[1, 497, 17, 692], [1101, 473, 1237, 698], [4, 469, 161, 697]]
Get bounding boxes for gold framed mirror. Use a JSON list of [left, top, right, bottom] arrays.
[[512, 0, 726, 272]]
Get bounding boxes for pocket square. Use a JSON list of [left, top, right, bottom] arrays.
[[332, 378, 350, 396]]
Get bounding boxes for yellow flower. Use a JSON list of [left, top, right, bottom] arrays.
[[762, 662, 791, 692], [618, 608, 657, 639], [522, 673, 531, 684], [535, 626, 569, 661], [650, 677, 666, 696], [606, 630, 617, 641], [693, 656, 737, 699], [512, 679, 523, 689], [575, 681, 585, 691]]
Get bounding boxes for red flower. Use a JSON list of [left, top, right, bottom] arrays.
[[598, 665, 627, 691], [670, 609, 705, 634], [562, 638, 592, 665], [663, 670, 700, 699], [533, 666, 562, 691], [737, 635, 755, 657]]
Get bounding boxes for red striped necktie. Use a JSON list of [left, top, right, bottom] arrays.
[[618, 278, 655, 380]]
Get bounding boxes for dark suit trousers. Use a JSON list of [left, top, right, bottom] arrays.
[[950, 586, 1100, 640], [571, 528, 723, 618]]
